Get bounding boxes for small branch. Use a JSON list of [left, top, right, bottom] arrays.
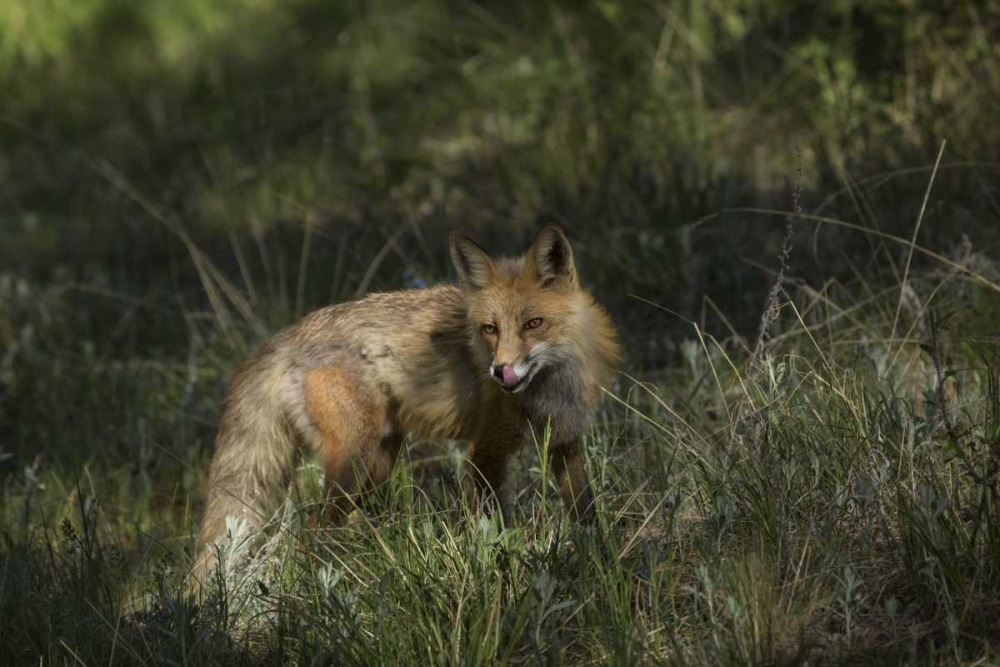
[[752, 146, 802, 360]]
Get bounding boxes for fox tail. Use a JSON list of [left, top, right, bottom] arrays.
[[192, 357, 294, 588]]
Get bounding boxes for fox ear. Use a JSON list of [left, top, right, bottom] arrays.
[[528, 225, 577, 288], [449, 232, 495, 290]]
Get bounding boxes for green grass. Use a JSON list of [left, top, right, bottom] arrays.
[[3, 230, 1000, 664], [3, 1, 1000, 664]]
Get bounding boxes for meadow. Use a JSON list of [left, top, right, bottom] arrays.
[[2, 1, 1000, 664]]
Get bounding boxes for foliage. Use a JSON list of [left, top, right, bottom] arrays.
[[2, 0, 1000, 664]]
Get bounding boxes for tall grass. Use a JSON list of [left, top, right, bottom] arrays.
[[3, 205, 1000, 663], [3, 1, 1000, 664]]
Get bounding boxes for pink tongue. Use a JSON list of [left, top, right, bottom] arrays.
[[501, 365, 519, 387]]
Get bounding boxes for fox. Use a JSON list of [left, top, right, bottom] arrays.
[[194, 225, 619, 581]]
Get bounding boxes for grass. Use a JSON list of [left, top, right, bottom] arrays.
[[3, 1, 1000, 664], [3, 214, 1000, 664]]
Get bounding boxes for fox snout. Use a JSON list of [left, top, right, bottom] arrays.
[[490, 359, 536, 392], [491, 363, 520, 388]]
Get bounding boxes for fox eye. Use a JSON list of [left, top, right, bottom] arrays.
[[482, 323, 498, 335], [523, 318, 543, 330]]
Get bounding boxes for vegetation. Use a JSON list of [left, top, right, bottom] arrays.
[[2, 1, 1000, 663]]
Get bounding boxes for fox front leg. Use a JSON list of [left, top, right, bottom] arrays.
[[549, 439, 595, 523], [466, 441, 516, 521]]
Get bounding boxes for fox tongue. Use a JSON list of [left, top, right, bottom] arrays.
[[502, 365, 519, 387]]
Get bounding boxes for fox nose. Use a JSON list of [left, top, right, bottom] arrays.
[[491, 363, 520, 387]]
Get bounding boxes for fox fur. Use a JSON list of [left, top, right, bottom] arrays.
[[194, 225, 619, 581]]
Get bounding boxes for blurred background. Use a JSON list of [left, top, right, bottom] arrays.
[[2, 0, 999, 504]]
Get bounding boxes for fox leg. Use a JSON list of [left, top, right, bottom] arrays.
[[467, 445, 511, 514], [302, 366, 398, 525], [321, 433, 403, 524], [549, 440, 595, 522], [467, 417, 522, 518], [354, 431, 405, 515]]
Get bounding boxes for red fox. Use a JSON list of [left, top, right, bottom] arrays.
[[195, 225, 619, 577]]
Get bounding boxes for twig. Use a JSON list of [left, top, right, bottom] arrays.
[[753, 146, 802, 360]]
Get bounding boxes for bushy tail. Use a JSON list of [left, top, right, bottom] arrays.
[[192, 359, 294, 589]]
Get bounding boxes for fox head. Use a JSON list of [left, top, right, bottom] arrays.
[[449, 225, 596, 394]]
